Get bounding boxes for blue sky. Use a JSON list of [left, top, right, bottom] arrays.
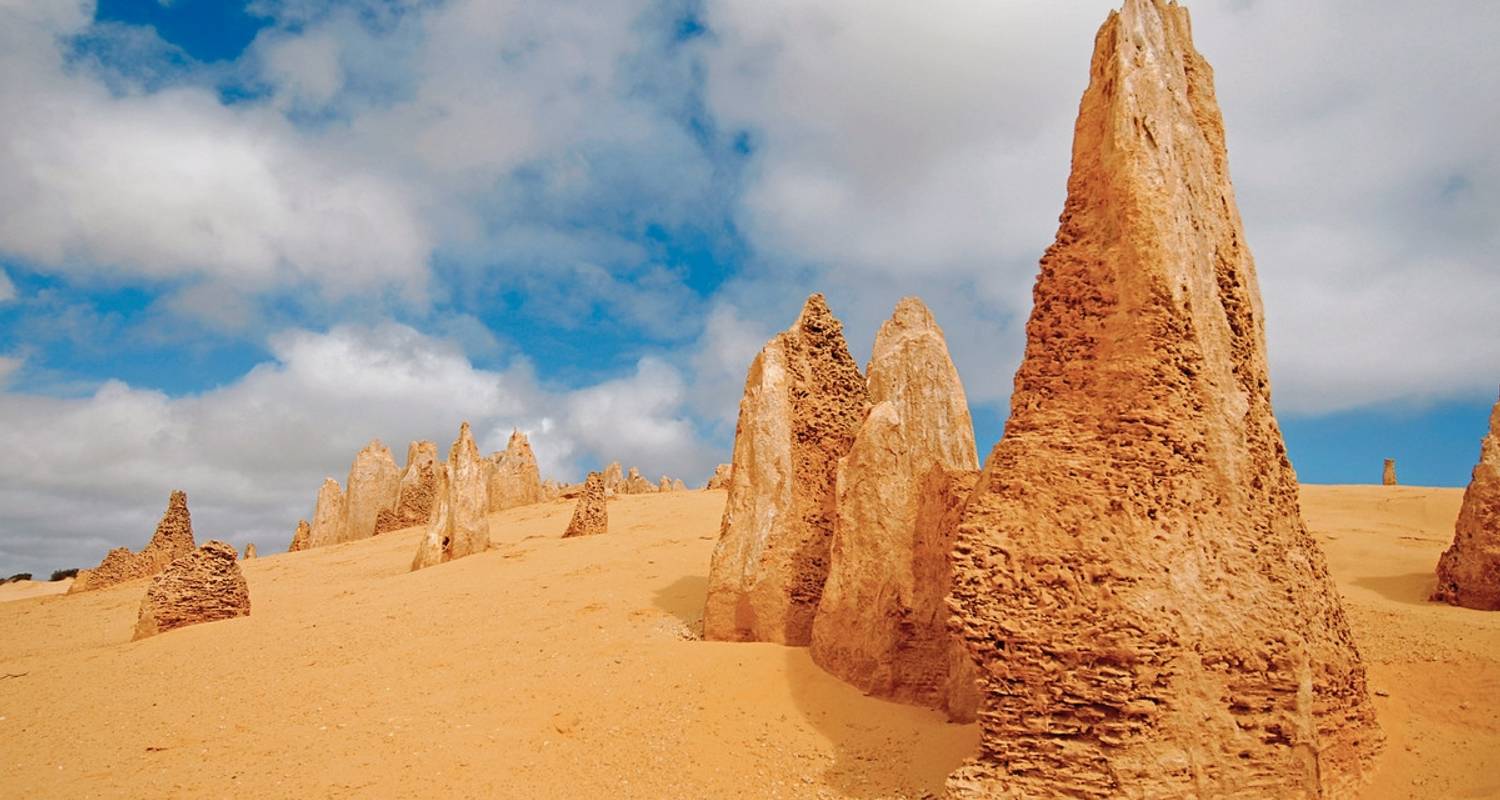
[[0, 0, 1496, 575]]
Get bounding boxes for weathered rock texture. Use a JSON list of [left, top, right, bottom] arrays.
[[411, 423, 490, 571], [704, 464, 732, 490], [339, 440, 401, 544], [243, 544, 257, 560], [602, 462, 623, 492], [306, 478, 346, 549], [945, 2, 1380, 796], [620, 467, 657, 495], [704, 294, 869, 645], [375, 441, 442, 535], [562, 472, 608, 538], [71, 490, 197, 593], [288, 520, 310, 552], [659, 476, 674, 492], [810, 297, 979, 720], [541, 480, 561, 501], [1433, 392, 1500, 610], [132, 541, 250, 640], [1382, 458, 1398, 486], [487, 430, 544, 512]]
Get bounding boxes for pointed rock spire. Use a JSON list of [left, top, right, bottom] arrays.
[[375, 440, 442, 535], [945, 2, 1379, 796], [412, 422, 490, 570], [306, 477, 346, 549], [1433, 391, 1500, 609], [70, 490, 197, 593], [487, 429, 544, 512], [704, 293, 869, 645], [810, 297, 979, 720], [562, 472, 608, 538], [288, 519, 311, 552], [342, 440, 401, 543]]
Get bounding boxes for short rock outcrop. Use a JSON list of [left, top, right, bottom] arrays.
[[132, 541, 250, 640], [375, 441, 442, 535], [704, 293, 869, 645], [243, 543, 257, 560], [288, 520, 310, 552], [1433, 391, 1500, 610], [810, 297, 979, 720], [562, 472, 608, 538], [945, 2, 1380, 796], [411, 423, 490, 571], [70, 490, 198, 593], [602, 462, 623, 492], [1383, 458, 1398, 486], [704, 464, 732, 490], [620, 467, 656, 495]]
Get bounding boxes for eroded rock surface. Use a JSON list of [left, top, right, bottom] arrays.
[[71, 490, 197, 593], [1433, 392, 1500, 610], [411, 423, 489, 571], [810, 297, 979, 720], [132, 541, 250, 639], [602, 462, 623, 492], [704, 464, 732, 490], [704, 293, 869, 645], [288, 520, 310, 552], [342, 440, 401, 543], [946, 2, 1380, 796], [1383, 458, 1398, 486], [375, 441, 442, 535], [562, 472, 608, 538], [620, 467, 656, 495], [243, 544, 257, 560], [487, 430, 544, 512]]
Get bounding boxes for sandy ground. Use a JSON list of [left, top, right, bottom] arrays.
[[0, 579, 71, 604], [0, 485, 1495, 798]]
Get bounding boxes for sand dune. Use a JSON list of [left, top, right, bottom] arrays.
[[0, 486, 1495, 798], [0, 579, 71, 604]]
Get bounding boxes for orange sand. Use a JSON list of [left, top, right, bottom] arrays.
[[0, 486, 1494, 798], [0, 579, 71, 604]]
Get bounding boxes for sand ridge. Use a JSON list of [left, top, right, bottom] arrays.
[[0, 486, 1495, 798]]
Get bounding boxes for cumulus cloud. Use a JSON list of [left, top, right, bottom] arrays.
[[698, 0, 1500, 413], [0, 267, 14, 302], [0, 323, 718, 575], [0, 1, 430, 308]]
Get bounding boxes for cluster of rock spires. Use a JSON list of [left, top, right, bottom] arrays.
[[1433, 390, 1500, 610], [411, 422, 491, 571], [292, 425, 546, 557], [704, 0, 1382, 794], [70, 490, 197, 593]]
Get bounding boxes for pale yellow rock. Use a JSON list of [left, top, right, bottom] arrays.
[[306, 478, 346, 549], [410, 422, 489, 570], [1433, 391, 1500, 610], [487, 430, 544, 512], [288, 520, 310, 552], [704, 294, 868, 645], [375, 441, 441, 535], [810, 297, 978, 721], [342, 440, 401, 543], [704, 464, 732, 490]]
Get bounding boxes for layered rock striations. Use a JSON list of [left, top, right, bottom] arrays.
[[1433, 392, 1500, 610], [133, 540, 250, 639], [71, 490, 197, 593], [412, 423, 490, 570], [810, 297, 979, 720], [375, 441, 442, 535], [341, 440, 401, 543], [946, 2, 1379, 796], [563, 472, 608, 538], [487, 430, 544, 512], [704, 294, 869, 645]]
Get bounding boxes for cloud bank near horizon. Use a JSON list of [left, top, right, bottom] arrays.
[[0, 0, 1496, 573]]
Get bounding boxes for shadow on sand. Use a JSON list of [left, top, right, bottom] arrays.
[[782, 646, 976, 798], [1352, 572, 1440, 607], [651, 574, 708, 628]]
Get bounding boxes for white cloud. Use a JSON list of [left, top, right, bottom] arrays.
[[0, 267, 14, 302], [0, 323, 718, 576], [698, 0, 1500, 414], [0, 2, 430, 307]]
